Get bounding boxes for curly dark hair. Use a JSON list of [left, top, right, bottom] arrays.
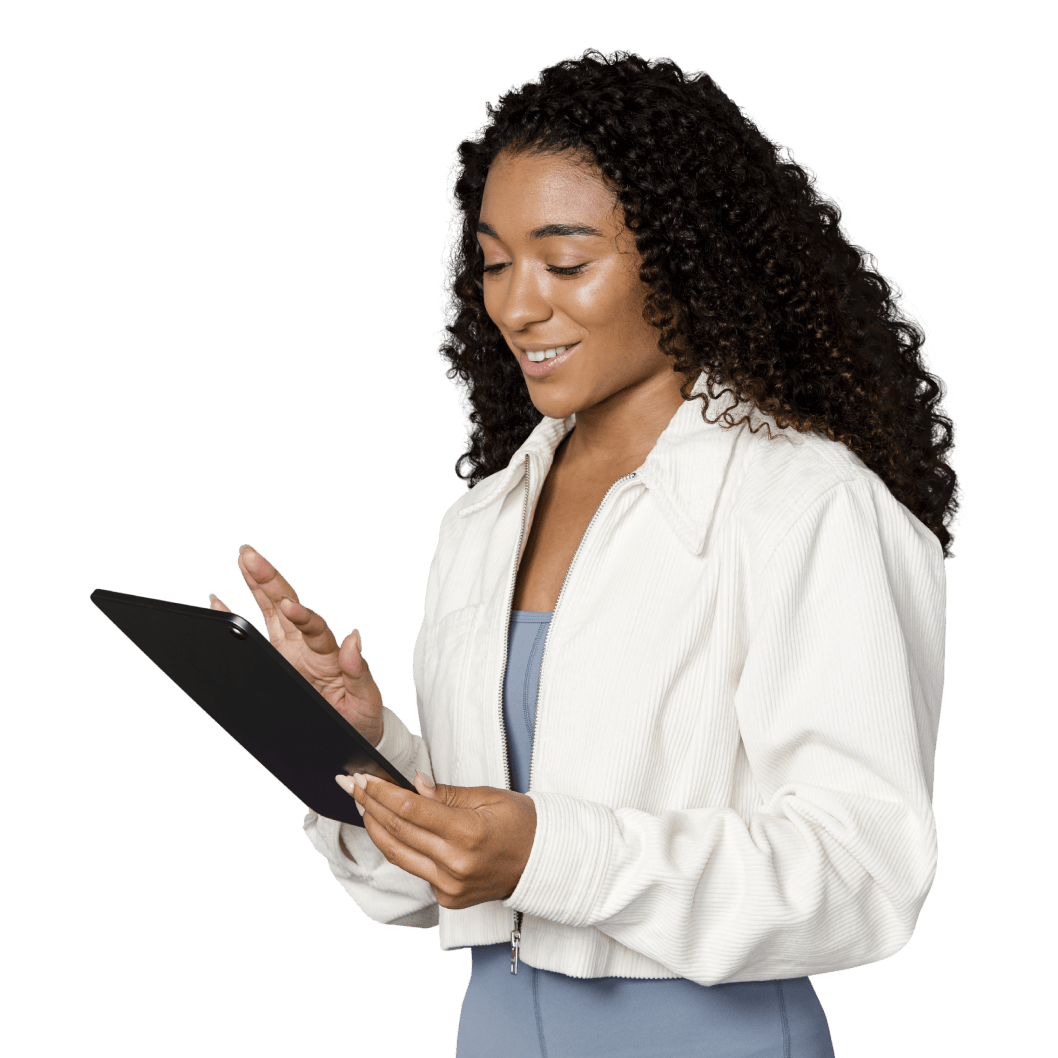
[[440, 49, 959, 557]]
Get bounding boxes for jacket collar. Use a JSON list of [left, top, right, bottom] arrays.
[[456, 372, 785, 554]]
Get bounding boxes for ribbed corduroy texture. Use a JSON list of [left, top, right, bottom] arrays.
[[303, 372, 946, 984]]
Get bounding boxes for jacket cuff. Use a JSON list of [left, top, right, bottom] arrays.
[[502, 792, 614, 927], [304, 811, 388, 877], [373, 706, 420, 783]]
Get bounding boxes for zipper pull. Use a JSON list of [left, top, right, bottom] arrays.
[[510, 911, 523, 974]]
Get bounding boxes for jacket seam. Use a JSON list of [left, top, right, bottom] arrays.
[[755, 471, 862, 579]]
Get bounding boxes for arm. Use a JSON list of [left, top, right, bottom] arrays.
[[503, 475, 946, 984], [209, 545, 441, 926], [304, 704, 440, 927]]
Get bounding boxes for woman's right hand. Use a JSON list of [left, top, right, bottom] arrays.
[[209, 545, 385, 748]]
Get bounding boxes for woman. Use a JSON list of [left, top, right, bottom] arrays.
[[212, 51, 956, 1057]]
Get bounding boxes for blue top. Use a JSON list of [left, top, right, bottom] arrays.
[[501, 609, 552, 794], [455, 610, 835, 1058]]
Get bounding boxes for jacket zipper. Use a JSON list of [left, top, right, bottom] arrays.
[[506, 461, 638, 974], [501, 456, 532, 973]]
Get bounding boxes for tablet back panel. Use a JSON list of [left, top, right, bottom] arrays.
[[91, 588, 414, 827]]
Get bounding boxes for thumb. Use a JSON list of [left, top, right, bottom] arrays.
[[414, 770, 440, 799], [415, 772, 470, 807], [338, 629, 379, 693], [416, 777, 483, 809]]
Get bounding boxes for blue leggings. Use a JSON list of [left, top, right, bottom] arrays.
[[457, 943, 835, 1058]]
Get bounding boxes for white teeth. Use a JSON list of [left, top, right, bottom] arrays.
[[526, 346, 569, 362]]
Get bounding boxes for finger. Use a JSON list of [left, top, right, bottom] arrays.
[[353, 775, 458, 857], [336, 774, 448, 882], [406, 779, 492, 812], [237, 548, 348, 669], [357, 773, 466, 844], [209, 593, 233, 613], [361, 805, 444, 887], [337, 629, 379, 700], [276, 595, 341, 658], [414, 771, 439, 800], [236, 545, 305, 642]]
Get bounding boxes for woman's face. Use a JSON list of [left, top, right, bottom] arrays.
[[477, 149, 679, 424]]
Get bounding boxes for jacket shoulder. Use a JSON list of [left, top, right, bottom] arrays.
[[743, 423, 865, 505], [418, 465, 519, 623], [441, 464, 515, 524], [729, 422, 936, 567]]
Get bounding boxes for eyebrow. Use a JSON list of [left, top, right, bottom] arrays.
[[476, 220, 604, 241]]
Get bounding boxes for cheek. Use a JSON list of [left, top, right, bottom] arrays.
[[481, 284, 504, 332], [559, 272, 612, 326], [566, 268, 648, 336]]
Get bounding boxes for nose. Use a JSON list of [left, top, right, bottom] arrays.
[[498, 261, 553, 334]]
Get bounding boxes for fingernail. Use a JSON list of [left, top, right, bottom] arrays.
[[353, 628, 362, 654], [352, 773, 367, 790], [416, 770, 436, 790], [240, 545, 254, 557], [335, 774, 355, 794], [209, 593, 218, 603], [355, 799, 365, 817]]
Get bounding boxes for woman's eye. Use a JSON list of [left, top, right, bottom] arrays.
[[481, 262, 588, 276]]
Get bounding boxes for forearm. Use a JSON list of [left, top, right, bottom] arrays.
[[303, 706, 439, 926]]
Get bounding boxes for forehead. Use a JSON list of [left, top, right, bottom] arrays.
[[479, 150, 621, 234]]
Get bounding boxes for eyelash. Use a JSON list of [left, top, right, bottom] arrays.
[[482, 263, 587, 277]]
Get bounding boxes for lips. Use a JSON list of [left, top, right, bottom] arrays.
[[518, 342, 580, 379]]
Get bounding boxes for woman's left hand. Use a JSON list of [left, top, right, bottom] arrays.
[[335, 771, 537, 909]]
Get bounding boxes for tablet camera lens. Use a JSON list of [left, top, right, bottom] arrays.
[[229, 624, 248, 640]]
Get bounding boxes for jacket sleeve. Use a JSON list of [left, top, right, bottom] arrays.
[[301, 503, 466, 928], [303, 705, 439, 927], [502, 475, 946, 984]]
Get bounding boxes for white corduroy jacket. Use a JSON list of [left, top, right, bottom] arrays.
[[304, 372, 946, 986]]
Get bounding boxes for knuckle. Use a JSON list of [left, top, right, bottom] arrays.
[[381, 811, 403, 839], [447, 853, 475, 882], [465, 828, 488, 855], [435, 881, 468, 910], [386, 812, 413, 845]]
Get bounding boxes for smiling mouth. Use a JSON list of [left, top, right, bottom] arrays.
[[524, 344, 574, 362]]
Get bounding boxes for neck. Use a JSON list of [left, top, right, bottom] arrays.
[[561, 371, 688, 471]]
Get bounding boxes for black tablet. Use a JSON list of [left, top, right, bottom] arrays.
[[91, 588, 415, 827]]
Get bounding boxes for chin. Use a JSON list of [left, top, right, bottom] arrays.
[[524, 383, 582, 422]]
